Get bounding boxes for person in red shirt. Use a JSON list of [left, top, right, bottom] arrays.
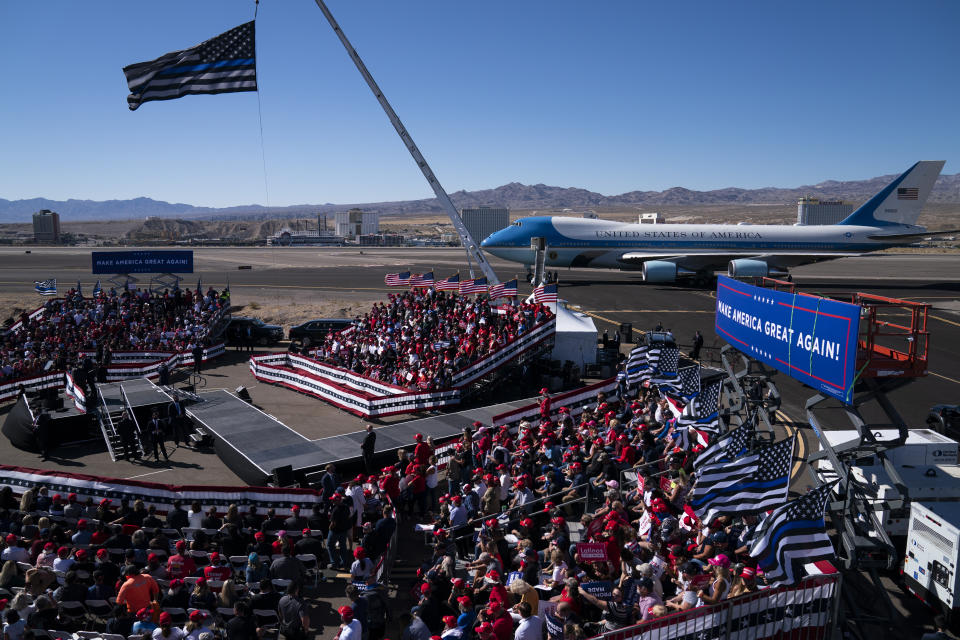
[[380, 466, 400, 502], [484, 570, 509, 606], [203, 552, 232, 584], [485, 601, 513, 640], [165, 540, 196, 580], [538, 388, 552, 420], [414, 434, 433, 465]]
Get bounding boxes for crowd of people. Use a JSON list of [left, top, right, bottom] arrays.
[[388, 386, 772, 640], [0, 484, 398, 640], [2, 366, 787, 640], [312, 290, 554, 391], [0, 286, 228, 384]]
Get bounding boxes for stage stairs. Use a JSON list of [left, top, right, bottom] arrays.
[[95, 378, 173, 461]]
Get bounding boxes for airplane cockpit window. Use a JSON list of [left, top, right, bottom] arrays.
[[513, 221, 522, 226]]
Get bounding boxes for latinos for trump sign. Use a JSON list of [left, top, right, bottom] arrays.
[[92, 251, 194, 274], [576, 542, 608, 562], [715, 276, 860, 404]]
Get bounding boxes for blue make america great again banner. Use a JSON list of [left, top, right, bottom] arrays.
[[92, 251, 194, 274], [715, 275, 861, 404]]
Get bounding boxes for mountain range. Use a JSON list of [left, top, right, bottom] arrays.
[[2, 171, 958, 223]]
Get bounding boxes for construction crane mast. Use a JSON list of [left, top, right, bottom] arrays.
[[312, 0, 500, 285]]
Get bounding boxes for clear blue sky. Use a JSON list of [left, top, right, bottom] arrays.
[[1, 1, 958, 208]]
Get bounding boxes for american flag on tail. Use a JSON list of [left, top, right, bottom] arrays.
[[694, 420, 755, 470], [435, 273, 460, 291], [34, 278, 56, 296], [459, 277, 488, 295], [409, 272, 435, 287], [533, 283, 558, 303], [488, 278, 518, 299], [384, 271, 411, 287], [749, 482, 838, 586], [691, 436, 795, 524]]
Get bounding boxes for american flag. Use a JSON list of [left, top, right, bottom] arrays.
[[692, 436, 795, 524], [384, 271, 411, 287], [34, 278, 57, 296], [650, 345, 681, 389], [459, 277, 488, 295], [435, 273, 460, 291], [677, 379, 721, 431], [677, 364, 701, 399], [694, 420, 754, 470], [123, 22, 257, 111], [625, 345, 649, 384], [897, 187, 919, 200], [533, 283, 558, 303], [409, 272, 435, 287], [749, 482, 838, 586], [488, 278, 518, 299]]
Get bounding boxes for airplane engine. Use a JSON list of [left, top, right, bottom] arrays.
[[643, 260, 690, 283], [727, 259, 787, 278]]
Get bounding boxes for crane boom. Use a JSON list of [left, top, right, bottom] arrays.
[[312, 0, 500, 285]]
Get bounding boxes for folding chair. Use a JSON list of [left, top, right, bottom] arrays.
[[217, 606, 237, 622], [85, 599, 113, 622], [253, 609, 280, 630], [189, 549, 210, 569], [162, 607, 188, 625], [297, 553, 320, 588], [229, 555, 248, 579]]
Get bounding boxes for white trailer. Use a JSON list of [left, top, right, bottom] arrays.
[[904, 501, 960, 619]]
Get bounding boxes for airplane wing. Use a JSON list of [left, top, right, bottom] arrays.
[[867, 229, 960, 241], [618, 251, 864, 269]]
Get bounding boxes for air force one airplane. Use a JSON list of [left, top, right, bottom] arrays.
[[480, 161, 949, 285]]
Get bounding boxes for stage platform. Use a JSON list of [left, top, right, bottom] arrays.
[[186, 389, 533, 486], [97, 377, 173, 413]]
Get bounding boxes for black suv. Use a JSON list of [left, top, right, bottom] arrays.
[[288, 318, 353, 347], [227, 316, 283, 346], [643, 330, 677, 348]]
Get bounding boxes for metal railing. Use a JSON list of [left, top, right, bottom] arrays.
[[590, 573, 842, 640], [119, 384, 146, 457], [449, 483, 591, 541]]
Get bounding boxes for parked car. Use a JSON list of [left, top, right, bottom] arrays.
[[643, 330, 676, 348], [288, 318, 353, 347], [226, 316, 283, 346]]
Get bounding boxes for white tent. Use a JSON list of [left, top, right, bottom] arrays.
[[550, 302, 599, 370]]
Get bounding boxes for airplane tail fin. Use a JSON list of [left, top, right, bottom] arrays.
[[837, 160, 944, 227]]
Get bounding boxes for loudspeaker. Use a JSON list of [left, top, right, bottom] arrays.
[[272, 465, 296, 487]]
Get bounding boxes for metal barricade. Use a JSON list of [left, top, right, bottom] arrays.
[[591, 573, 842, 640]]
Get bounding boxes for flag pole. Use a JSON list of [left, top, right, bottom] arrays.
[[311, 0, 499, 286]]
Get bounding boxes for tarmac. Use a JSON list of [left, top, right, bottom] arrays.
[[0, 247, 958, 638]]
